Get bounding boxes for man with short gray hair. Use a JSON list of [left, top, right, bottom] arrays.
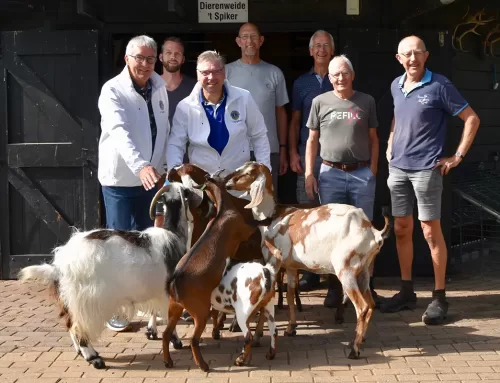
[[98, 34, 170, 331], [305, 54, 380, 308], [167, 50, 271, 176]]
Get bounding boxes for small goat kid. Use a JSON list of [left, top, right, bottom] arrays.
[[162, 174, 275, 372], [225, 162, 393, 359], [18, 182, 203, 369]]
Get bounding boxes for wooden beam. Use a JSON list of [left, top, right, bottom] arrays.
[[7, 143, 86, 168]]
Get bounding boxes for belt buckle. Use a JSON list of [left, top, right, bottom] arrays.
[[341, 164, 348, 171]]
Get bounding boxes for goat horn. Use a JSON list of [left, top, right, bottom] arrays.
[[149, 184, 170, 220], [212, 169, 225, 178]]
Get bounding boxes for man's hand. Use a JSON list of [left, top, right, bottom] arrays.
[[290, 151, 303, 173], [139, 165, 160, 190], [279, 149, 289, 175], [435, 156, 462, 175], [370, 164, 378, 176], [305, 173, 318, 201], [386, 148, 392, 164]]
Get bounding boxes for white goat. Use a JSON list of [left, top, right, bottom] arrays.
[[18, 182, 203, 369], [225, 162, 393, 359]]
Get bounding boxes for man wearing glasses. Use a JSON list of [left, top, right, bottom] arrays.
[[381, 36, 480, 325], [167, 50, 271, 177], [225, 23, 289, 197], [97, 35, 170, 332], [305, 55, 380, 308]]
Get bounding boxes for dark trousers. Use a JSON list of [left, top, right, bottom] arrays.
[[101, 185, 156, 231]]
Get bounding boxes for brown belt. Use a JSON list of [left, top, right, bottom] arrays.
[[322, 159, 370, 172]]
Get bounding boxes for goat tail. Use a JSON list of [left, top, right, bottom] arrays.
[[263, 261, 277, 293], [167, 273, 179, 302], [18, 264, 59, 284], [379, 206, 394, 240]]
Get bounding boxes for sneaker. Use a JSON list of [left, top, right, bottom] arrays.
[[422, 295, 448, 325], [180, 310, 194, 323], [379, 290, 417, 313], [371, 289, 381, 309], [106, 317, 132, 332]]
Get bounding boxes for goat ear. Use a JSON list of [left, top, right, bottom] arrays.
[[184, 187, 204, 208], [245, 174, 266, 209]]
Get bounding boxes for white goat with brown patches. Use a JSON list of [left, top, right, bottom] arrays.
[[225, 162, 393, 359], [211, 252, 279, 365]]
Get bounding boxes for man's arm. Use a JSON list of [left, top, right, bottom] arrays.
[[247, 94, 271, 171], [166, 105, 189, 171], [305, 129, 320, 200], [386, 117, 395, 163], [276, 105, 288, 175], [435, 106, 480, 175], [369, 128, 379, 175], [288, 110, 303, 173]]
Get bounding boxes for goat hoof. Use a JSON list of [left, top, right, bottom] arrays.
[[348, 348, 360, 359], [283, 329, 297, 336], [146, 328, 158, 340], [199, 362, 210, 372], [228, 319, 241, 333], [164, 358, 174, 368], [234, 355, 246, 366], [89, 356, 106, 369], [265, 349, 276, 360], [171, 339, 183, 350], [212, 330, 220, 340]]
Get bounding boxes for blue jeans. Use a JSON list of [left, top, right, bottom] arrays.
[[318, 164, 375, 220], [101, 185, 156, 231]]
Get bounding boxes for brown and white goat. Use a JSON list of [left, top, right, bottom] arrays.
[[17, 183, 202, 369], [161, 174, 273, 371], [225, 161, 393, 359]]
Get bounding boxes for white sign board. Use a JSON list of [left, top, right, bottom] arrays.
[[198, 0, 248, 23]]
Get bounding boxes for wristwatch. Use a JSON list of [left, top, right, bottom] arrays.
[[455, 151, 464, 159]]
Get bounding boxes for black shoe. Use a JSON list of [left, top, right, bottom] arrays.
[[371, 289, 381, 309], [298, 272, 320, 291], [324, 286, 343, 308], [422, 291, 448, 325], [379, 290, 417, 313], [180, 310, 193, 323]]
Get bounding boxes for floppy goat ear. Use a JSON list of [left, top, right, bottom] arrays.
[[245, 173, 266, 209]]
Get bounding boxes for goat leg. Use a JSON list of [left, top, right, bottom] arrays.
[[162, 302, 183, 368], [211, 308, 221, 340], [294, 272, 303, 312], [146, 313, 158, 340], [190, 306, 211, 372], [70, 332, 105, 369], [252, 307, 266, 347], [284, 270, 298, 336], [276, 268, 284, 309], [264, 301, 277, 360], [234, 320, 253, 366], [341, 280, 369, 359], [228, 317, 241, 332]]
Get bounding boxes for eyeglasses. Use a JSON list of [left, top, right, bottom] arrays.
[[312, 43, 332, 50], [398, 50, 426, 58], [330, 71, 351, 79], [238, 34, 260, 41], [197, 68, 224, 77], [128, 55, 157, 64]]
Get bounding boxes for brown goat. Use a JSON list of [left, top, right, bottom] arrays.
[[161, 174, 272, 371]]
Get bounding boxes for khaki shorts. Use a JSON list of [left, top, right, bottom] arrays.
[[387, 165, 443, 221]]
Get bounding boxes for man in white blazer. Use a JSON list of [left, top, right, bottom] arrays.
[[97, 35, 170, 332], [167, 50, 271, 176]]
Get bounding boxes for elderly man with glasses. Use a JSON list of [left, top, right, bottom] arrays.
[[305, 54, 380, 309], [97, 35, 170, 332], [381, 36, 480, 325], [167, 50, 271, 177]]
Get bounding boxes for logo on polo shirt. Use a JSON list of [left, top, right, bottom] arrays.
[[159, 100, 165, 111], [417, 94, 430, 105], [230, 110, 240, 120], [329, 107, 361, 121]]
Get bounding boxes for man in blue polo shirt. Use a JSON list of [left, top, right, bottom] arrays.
[[381, 36, 480, 325], [288, 30, 335, 295]]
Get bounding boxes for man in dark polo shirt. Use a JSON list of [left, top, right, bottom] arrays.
[[289, 29, 335, 292], [381, 35, 480, 325], [305, 54, 380, 308]]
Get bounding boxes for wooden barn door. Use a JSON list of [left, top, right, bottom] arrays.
[[0, 30, 100, 279]]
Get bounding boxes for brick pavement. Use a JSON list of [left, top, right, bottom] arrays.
[[1, 266, 500, 383]]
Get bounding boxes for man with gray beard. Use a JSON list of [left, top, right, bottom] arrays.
[[159, 37, 197, 126]]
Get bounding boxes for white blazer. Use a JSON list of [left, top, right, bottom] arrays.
[[97, 67, 170, 187], [167, 80, 271, 176]]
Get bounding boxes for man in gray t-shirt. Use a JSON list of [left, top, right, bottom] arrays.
[[225, 23, 289, 198], [305, 54, 380, 309]]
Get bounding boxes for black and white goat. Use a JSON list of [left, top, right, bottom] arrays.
[[18, 182, 203, 369]]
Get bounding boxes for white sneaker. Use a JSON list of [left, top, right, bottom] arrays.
[[106, 317, 132, 332]]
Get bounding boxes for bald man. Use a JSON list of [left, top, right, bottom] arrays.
[[225, 23, 289, 198], [381, 35, 480, 325]]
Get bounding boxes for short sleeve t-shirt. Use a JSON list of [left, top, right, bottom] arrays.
[[390, 69, 468, 170], [307, 91, 378, 163], [167, 75, 197, 126], [225, 60, 289, 153]]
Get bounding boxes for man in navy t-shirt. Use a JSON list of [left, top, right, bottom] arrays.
[[381, 36, 480, 325]]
